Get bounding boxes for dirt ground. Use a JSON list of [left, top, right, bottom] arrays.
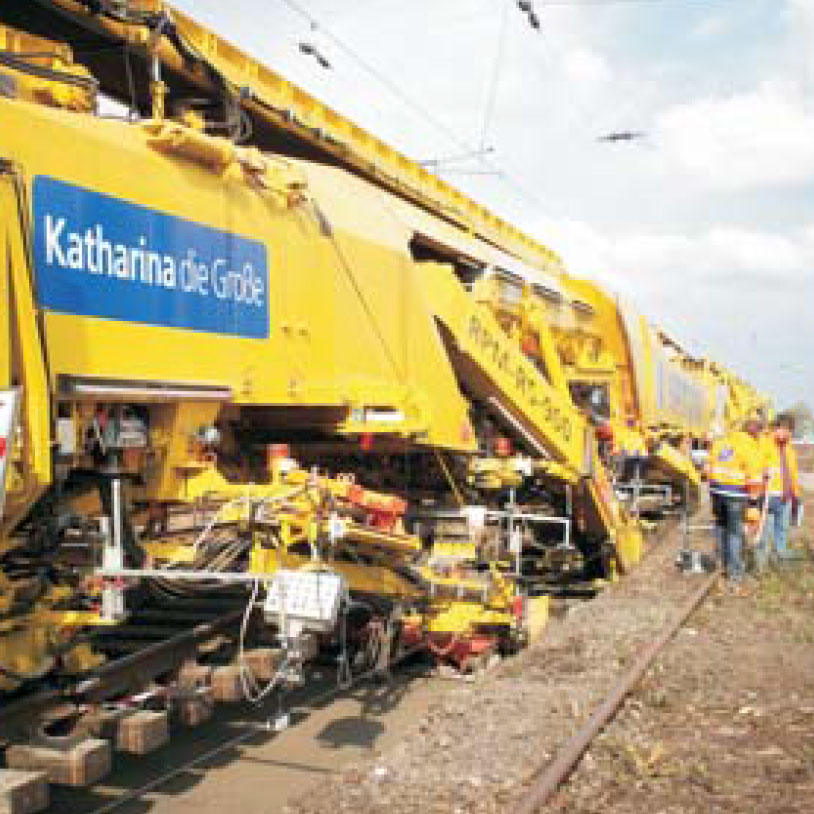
[[564, 493, 814, 814], [288, 520, 716, 814], [288, 488, 814, 814], [794, 444, 814, 473]]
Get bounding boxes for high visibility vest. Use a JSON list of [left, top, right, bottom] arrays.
[[707, 431, 763, 497], [760, 435, 800, 499]]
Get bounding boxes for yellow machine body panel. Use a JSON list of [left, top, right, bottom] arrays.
[[24, 0, 563, 276], [616, 304, 708, 436], [0, 4, 771, 697], [0, 94, 476, 455], [0, 26, 94, 112], [546, 277, 638, 420]]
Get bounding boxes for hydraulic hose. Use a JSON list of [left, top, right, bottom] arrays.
[[0, 656, 57, 683], [0, 51, 99, 93]]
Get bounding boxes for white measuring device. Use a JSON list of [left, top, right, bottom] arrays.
[[0, 388, 21, 522], [263, 569, 346, 633]]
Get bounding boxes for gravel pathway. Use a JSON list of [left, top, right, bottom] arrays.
[[288, 517, 710, 814]]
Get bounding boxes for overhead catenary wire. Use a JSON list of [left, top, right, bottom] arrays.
[[535, 0, 741, 5], [572, 0, 769, 145], [277, 0, 475, 156], [479, 0, 511, 151], [472, 0, 752, 202], [275, 0, 562, 219]]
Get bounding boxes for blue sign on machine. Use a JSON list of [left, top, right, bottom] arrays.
[[33, 176, 270, 339]]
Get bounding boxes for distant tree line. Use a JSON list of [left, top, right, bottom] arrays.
[[784, 402, 814, 440]]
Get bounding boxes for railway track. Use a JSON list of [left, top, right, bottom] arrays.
[[76, 647, 432, 814], [0, 577, 431, 813], [0, 510, 686, 814], [512, 570, 717, 814], [0, 601, 244, 743]]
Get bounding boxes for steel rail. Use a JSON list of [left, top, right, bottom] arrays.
[[79, 512, 691, 813], [512, 570, 717, 814], [0, 608, 242, 737], [84, 644, 428, 814]]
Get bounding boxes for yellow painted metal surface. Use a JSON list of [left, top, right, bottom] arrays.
[[0, 5, 773, 696], [250, 548, 423, 601], [39, 1, 563, 277], [553, 278, 639, 419], [0, 234, 9, 389], [0, 606, 105, 693], [422, 602, 512, 635], [0, 26, 95, 111], [525, 595, 550, 643], [0, 95, 476, 459], [422, 261, 586, 470], [614, 521, 644, 572], [652, 441, 701, 489], [0, 167, 52, 542]]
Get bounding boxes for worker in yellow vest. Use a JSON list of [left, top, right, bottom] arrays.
[[756, 414, 801, 571], [616, 418, 648, 483], [706, 411, 765, 586]]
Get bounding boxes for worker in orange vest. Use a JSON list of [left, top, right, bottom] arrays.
[[756, 413, 801, 571], [706, 411, 765, 586]]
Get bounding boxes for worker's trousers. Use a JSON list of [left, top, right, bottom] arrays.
[[755, 496, 791, 571], [711, 493, 746, 582]]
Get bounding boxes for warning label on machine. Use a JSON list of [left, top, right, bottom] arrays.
[[33, 176, 270, 339]]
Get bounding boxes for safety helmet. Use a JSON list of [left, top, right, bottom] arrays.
[[743, 408, 764, 430], [745, 506, 761, 526]]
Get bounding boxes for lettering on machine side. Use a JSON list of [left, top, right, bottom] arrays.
[[467, 314, 573, 447], [33, 176, 270, 339]]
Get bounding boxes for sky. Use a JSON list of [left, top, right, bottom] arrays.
[[174, 0, 814, 408]]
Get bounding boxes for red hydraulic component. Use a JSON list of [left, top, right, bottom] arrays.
[[595, 420, 614, 442], [400, 621, 424, 650], [521, 334, 540, 357], [425, 632, 497, 671], [267, 443, 290, 461], [266, 443, 291, 480], [345, 483, 407, 533], [494, 436, 513, 457]]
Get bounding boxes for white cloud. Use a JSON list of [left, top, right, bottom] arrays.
[[786, 0, 814, 89], [170, 0, 813, 405], [530, 217, 814, 293], [652, 80, 814, 191], [787, 0, 814, 41], [562, 47, 612, 88], [692, 14, 727, 40], [525, 216, 814, 402]]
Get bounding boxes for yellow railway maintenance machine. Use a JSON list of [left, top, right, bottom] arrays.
[[469, 267, 763, 517], [0, 0, 761, 709]]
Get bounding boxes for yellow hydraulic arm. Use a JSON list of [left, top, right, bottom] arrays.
[[423, 262, 585, 471], [0, 162, 51, 545], [422, 263, 641, 566]]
